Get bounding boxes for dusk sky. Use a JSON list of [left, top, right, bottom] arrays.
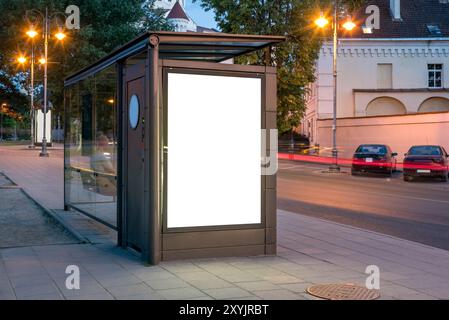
[[184, 0, 219, 30]]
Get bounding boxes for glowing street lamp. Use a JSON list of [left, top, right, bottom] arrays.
[[17, 56, 27, 64], [343, 18, 356, 31], [26, 29, 38, 38], [55, 31, 66, 41], [25, 28, 40, 148], [314, 3, 358, 172], [315, 15, 330, 29], [25, 8, 70, 157]]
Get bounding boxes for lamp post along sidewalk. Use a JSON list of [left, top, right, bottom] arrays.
[[40, 7, 49, 157], [330, 0, 339, 172], [315, 0, 356, 172], [25, 7, 68, 157], [26, 29, 38, 149], [30, 41, 35, 149]]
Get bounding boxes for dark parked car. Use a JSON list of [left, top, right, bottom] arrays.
[[403, 145, 448, 182], [352, 144, 397, 176]]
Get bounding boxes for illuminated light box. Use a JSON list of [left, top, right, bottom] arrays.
[[167, 73, 262, 228], [35, 110, 52, 144]]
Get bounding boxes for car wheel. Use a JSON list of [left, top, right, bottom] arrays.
[[404, 175, 413, 182]]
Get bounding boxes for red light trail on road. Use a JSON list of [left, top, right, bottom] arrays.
[[278, 153, 448, 171]]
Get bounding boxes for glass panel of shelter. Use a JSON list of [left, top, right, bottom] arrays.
[[64, 65, 118, 227]]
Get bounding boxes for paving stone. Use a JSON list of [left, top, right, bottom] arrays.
[[187, 278, 234, 290], [161, 262, 204, 274], [187, 296, 215, 300], [145, 278, 190, 290], [131, 268, 177, 281], [218, 273, 262, 283], [66, 291, 115, 300], [94, 274, 142, 288], [116, 292, 165, 300], [157, 287, 205, 300], [21, 292, 64, 300], [253, 289, 302, 300], [396, 293, 438, 300], [203, 287, 252, 299], [9, 275, 54, 289], [14, 283, 60, 299], [227, 296, 262, 300], [236, 281, 280, 292], [279, 282, 314, 294], [106, 284, 154, 298], [260, 275, 303, 284], [175, 271, 219, 281], [380, 284, 423, 297]]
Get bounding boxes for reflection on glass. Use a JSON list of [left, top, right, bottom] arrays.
[[64, 65, 118, 228]]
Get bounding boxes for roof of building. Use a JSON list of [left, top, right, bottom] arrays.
[[166, 1, 189, 20], [345, 0, 449, 39], [196, 26, 220, 33]]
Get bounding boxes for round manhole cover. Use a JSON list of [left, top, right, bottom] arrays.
[[307, 284, 380, 300]]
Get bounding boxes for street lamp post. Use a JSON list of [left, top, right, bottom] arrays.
[[26, 30, 38, 149], [315, 0, 356, 172], [330, 1, 339, 172], [25, 8, 67, 158], [30, 40, 35, 148], [40, 7, 49, 157]]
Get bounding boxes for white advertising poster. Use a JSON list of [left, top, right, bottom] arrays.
[[167, 72, 262, 228], [36, 110, 52, 144]]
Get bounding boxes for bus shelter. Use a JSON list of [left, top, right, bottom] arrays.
[[64, 31, 284, 264]]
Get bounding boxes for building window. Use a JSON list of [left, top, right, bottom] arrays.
[[427, 24, 442, 36], [428, 64, 443, 88], [310, 120, 314, 142], [377, 64, 393, 89]]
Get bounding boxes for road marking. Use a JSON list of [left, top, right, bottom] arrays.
[[364, 190, 449, 205], [279, 165, 301, 170], [280, 164, 328, 171], [289, 180, 449, 205]]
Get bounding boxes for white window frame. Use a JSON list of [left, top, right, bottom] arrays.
[[428, 64, 443, 89]]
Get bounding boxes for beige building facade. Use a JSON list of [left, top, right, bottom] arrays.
[[302, 0, 449, 158]]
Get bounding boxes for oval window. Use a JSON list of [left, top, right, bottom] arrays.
[[129, 95, 139, 129]]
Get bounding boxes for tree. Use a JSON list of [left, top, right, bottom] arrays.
[[0, 0, 172, 121], [195, 0, 364, 135]]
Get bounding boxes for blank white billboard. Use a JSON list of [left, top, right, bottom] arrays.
[[167, 72, 262, 228]]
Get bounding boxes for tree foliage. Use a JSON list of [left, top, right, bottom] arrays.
[[196, 0, 364, 134], [0, 0, 172, 120]]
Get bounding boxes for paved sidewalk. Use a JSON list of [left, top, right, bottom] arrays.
[[0, 144, 64, 210], [1, 209, 449, 300], [1, 144, 449, 300]]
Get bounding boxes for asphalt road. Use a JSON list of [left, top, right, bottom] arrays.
[[278, 159, 449, 251]]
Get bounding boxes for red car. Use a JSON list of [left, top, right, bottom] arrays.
[[352, 144, 398, 176], [403, 145, 449, 182]]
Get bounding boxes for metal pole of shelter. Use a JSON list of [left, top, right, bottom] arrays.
[[145, 34, 161, 265]]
